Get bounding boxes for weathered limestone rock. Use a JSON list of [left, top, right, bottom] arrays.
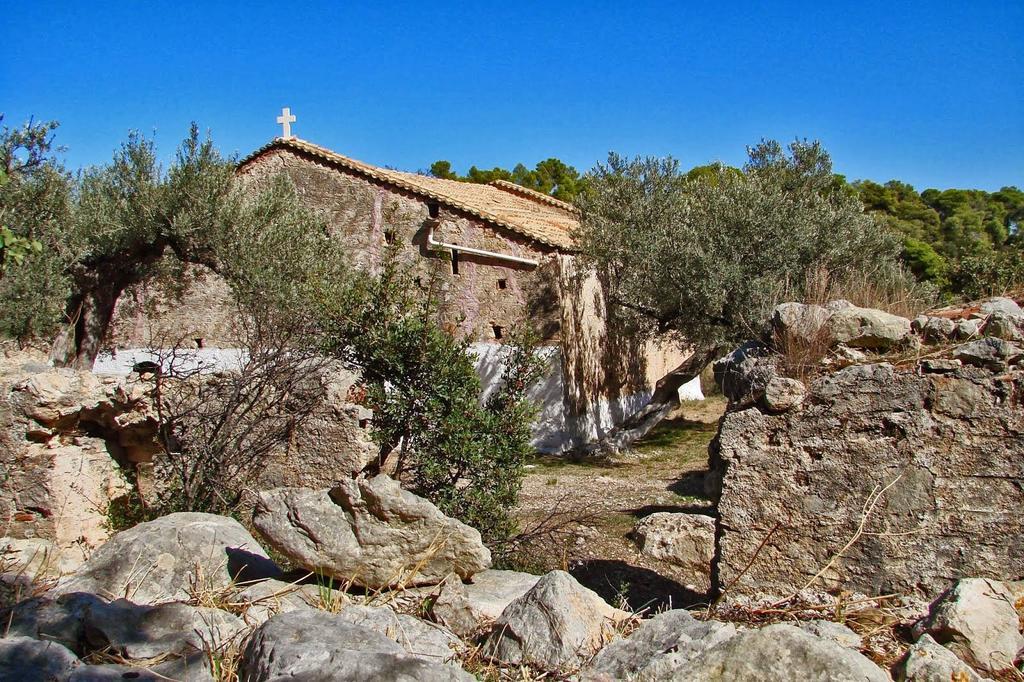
[[919, 578, 1024, 673], [982, 311, 1024, 341], [762, 376, 807, 412], [895, 634, 983, 682], [1, 359, 159, 565], [231, 578, 344, 626], [796, 620, 862, 649], [771, 302, 831, 344], [911, 315, 956, 342], [68, 655, 214, 682], [1, 537, 80, 577], [2, 592, 104, 654], [955, 317, 983, 339], [481, 570, 627, 669], [429, 570, 541, 637], [979, 296, 1023, 317], [631, 513, 715, 592], [238, 609, 474, 682], [954, 337, 1023, 370], [582, 609, 736, 681], [58, 513, 278, 604], [0, 636, 81, 681], [334, 604, 462, 663], [713, 342, 778, 407], [253, 476, 490, 589], [683, 623, 890, 681], [711, 360, 1024, 599], [826, 305, 912, 349], [80, 598, 247, 660]]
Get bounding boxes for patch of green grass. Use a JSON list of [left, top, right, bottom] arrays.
[[632, 418, 718, 464]]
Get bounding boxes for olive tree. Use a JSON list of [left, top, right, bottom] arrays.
[[575, 140, 912, 450]]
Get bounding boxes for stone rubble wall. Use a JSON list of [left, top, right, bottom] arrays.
[[710, 300, 1024, 600]]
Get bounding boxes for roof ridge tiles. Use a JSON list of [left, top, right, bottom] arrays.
[[237, 137, 576, 251]]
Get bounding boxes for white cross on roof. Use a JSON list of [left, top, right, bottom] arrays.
[[276, 107, 296, 139]]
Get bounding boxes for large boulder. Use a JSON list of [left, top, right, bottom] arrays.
[[713, 342, 779, 407], [231, 578, 344, 626], [895, 634, 983, 682], [826, 305, 912, 349], [582, 609, 736, 681], [682, 623, 889, 681], [253, 476, 490, 589], [918, 578, 1024, 673], [481, 570, 627, 669], [57, 513, 279, 604], [979, 296, 1023, 317], [631, 513, 715, 592], [237, 609, 473, 682], [771, 302, 831, 345], [0, 636, 81, 681], [429, 569, 541, 637]]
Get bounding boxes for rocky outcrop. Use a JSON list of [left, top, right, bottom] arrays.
[[253, 476, 491, 589], [0, 353, 158, 569], [57, 512, 279, 604], [481, 570, 627, 669], [428, 569, 541, 637], [631, 512, 715, 592]]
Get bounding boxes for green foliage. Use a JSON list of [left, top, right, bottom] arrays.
[[854, 178, 1022, 297], [428, 157, 586, 202], [313, 254, 545, 544], [0, 117, 72, 341], [575, 139, 914, 352]]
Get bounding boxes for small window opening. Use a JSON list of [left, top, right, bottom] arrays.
[[451, 250, 460, 275], [428, 203, 440, 219], [359, 418, 370, 429], [384, 229, 396, 245], [492, 325, 504, 340], [194, 338, 204, 349], [496, 278, 508, 290]]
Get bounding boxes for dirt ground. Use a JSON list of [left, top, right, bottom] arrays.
[[510, 397, 728, 614]]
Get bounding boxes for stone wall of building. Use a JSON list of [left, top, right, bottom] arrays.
[[710, 359, 1024, 599]]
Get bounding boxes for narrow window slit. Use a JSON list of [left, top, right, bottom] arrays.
[[492, 325, 504, 340]]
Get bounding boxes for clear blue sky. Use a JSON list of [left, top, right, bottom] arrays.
[[2, 1, 1021, 191]]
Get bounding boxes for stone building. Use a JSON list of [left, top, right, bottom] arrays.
[[105, 135, 699, 451]]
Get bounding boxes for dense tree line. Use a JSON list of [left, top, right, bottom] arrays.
[[432, 152, 1023, 299]]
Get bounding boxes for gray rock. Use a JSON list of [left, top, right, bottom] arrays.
[[430, 570, 541, 637], [954, 337, 1023, 370], [826, 299, 856, 312], [632, 513, 715, 592], [911, 315, 957, 343], [1, 537, 80, 577], [796, 619, 861, 649], [979, 296, 1023, 317], [1, 592, 112, 655], [57, 513, 278, 604], [771, 303, 832, 345], [920, 578, 1024, 673], [895, 634, 983, 682], [955, 317, 983, 339], [232, 578, 343, 626], [68, 654, 213, 682], [481, 570, 626, 669], [0, 636, 80, 682], [982, 311, 1024, 341], [334, 604, 462, 663], [919, 358, 961, 373], [683, 623, 889, 681], [253, 476, 490, 589], [713, 342, 778, 406], [81, 598, 247, 660], [582, 609, 736, 681], [827, 305, 912, 349], [762, 376, 807, 412], [237, 609, 473, 682]]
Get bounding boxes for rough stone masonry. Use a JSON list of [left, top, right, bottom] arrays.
[[709, 357, 1023, 599]]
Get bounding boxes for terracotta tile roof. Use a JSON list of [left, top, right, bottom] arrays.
[[238, 137, 579, 250]]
